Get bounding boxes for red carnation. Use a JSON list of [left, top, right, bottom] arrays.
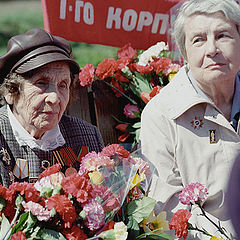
[[79, 64, 95, 87], [150, 57, 172, 74], [110, 79, 124, 98], [39, 163, 61, 179], [103, 219, 115, 231], [0, 185, 8, 199], [115, 58, 131, 71], [91, 185, 120, 212], [61, 174, 93, 204], [169, 209, 192, 239], [1, 201, 15, 221], [141, 86, 162, 104], [62, 225, 88, 240], [95, 58, 116, 79], [47, 194, 77, 228], [114, 70, 129, 83], [101, 144, 130, 158], [150, 86, 162, 98], [118, 132, 130, 142], [7, 182, 40, 203], [11, 231, 27, 240], [117, 43, 137, 59], [115, 123, 128, 132], [131, 63, 153, 75]]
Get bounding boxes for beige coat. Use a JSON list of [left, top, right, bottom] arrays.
[[140, 66, 240, 239]]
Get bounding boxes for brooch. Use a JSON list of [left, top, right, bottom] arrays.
[[191, 117, 203, 129]]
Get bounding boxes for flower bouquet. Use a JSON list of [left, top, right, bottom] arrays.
[[79, 42, 181, 147], [169, 183, 233, 240], [0, 144, 172, 240]]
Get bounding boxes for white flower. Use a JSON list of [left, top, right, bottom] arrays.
[[34, 172, 63, 192], [98, 221, 128, 240], [138, 42, 168, 66], [114, 222, 128, 240]]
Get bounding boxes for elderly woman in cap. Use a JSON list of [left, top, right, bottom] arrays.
[[0, 28, 104, 186], [140, 0, 240, 238]]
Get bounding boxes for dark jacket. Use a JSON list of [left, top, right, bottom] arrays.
[[0, 106, 104, 186]]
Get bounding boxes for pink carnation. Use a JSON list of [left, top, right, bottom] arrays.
[[123, 104, 139, 119], [22, 201, 52, 221], [83, 199, 105, 230], [91, 185, 120, 212], [179, 182, 208, 205], [129, 157, 150, 176], [79, 152, 114, 175], [165, 63, 181, 75], [79, 64, 95, 87]]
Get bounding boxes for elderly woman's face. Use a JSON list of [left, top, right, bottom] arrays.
[[12, 61, 71, 138], [184, 12, 240, 87]]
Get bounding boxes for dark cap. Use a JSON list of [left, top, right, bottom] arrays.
[[0, 28, 80, 82]]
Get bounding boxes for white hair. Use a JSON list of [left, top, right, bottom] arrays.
[[173, 0, 240, 60]]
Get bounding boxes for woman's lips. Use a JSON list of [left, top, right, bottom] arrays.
[[205, 63, 225, 69]]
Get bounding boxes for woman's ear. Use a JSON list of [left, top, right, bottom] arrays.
[[4, 93, 14, 105]]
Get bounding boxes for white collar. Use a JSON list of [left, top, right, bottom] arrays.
[[187, 70, 213, 103], [7, 105, 66, 151]]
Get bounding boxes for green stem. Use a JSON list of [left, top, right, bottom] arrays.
[[87, 236, 101, 240], [0, 208, 20, 240], [87, 236, 100, 240], [197, 203, 231, 240], [100, 80, 138, 105], [136, 228, 166, 239], [188, 223, 212, 237]]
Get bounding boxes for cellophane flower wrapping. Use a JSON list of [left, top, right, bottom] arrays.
[[0, 144, 157, 240]]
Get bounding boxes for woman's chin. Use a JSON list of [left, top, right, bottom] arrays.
[[35, 121, 58, 135]]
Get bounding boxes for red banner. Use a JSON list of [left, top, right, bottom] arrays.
[[41, 0, 183, 50]]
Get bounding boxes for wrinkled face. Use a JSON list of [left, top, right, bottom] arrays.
[[12, 61, 71, 138], [184, 12, 240, 89]]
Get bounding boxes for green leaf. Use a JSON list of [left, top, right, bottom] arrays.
[[127, 215, 139, 231], [131, 122, 141, 129], [137, 232, 173, 240], [127, 197, 156, 223], [127, 215, 140, 240], [11, 211, 29, 233], [15, 194, 24, 210], [40, 186, 53, 198], [52, 183, 62, 196], [22, 212, 37, 233], [134, 128, 141, 145], [37, 229, 67, 240], [28, 226, 41, 240], [133, 72, 152, 93], [0, 214, 11, 239]]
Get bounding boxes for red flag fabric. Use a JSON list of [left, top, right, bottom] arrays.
[[41, 0, 184, 50]]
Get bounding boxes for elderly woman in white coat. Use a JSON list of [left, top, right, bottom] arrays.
[[140, 0, 240, 238]]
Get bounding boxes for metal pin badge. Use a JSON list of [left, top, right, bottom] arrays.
[[13, 158, 29, 179], [209, 130, 217, 144], [191, 117, 203, 129], [0, 147, 11, 165]]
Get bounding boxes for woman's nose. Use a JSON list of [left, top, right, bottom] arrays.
[[45, 85, 60, 104], [206, 39, 219, 57]]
